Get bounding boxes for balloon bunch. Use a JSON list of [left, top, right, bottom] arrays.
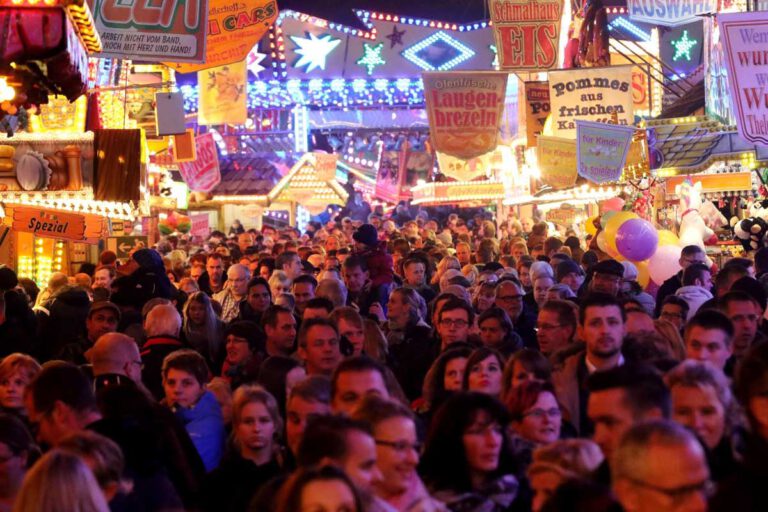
[[158, 211, 191, 235], [584, 197, 683, 288]]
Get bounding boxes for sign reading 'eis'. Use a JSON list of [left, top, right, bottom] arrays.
[[490, 0, 564, 71]]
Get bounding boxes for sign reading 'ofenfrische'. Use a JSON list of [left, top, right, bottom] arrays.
[[423, 72, 508, 160]]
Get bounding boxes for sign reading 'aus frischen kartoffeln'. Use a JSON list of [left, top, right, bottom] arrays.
[[627, 0, 716, 27]]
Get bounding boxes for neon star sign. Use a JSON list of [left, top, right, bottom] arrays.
[[672, 30, 698, 62], [290, 32, 342, 72], [357, 43, 386, 75]]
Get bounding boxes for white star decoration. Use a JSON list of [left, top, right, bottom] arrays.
[[290, 32, 342, 72], [247, 47, 267, 76]]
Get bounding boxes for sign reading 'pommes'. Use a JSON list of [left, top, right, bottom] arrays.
[[489, 0, 564, 71], [548, 65, 634, 138], [423, 72, 509, 160]]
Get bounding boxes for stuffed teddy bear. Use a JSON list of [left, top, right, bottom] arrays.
[[676, 179, 717, 250]]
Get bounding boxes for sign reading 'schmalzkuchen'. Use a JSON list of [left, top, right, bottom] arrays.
[[548, 65, 634, 138], [489, 0, 564, 71], [423, 72, 509, 160]]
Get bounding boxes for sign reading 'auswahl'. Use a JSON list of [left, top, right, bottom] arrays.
[[627, 0, 715, 27]]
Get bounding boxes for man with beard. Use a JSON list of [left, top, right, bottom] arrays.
[[553, 293, 626, 436]]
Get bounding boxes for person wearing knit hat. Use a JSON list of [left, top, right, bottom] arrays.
[[530, 261, 554, 282], [621, 261, 656, 316], [221, 321, 265, 390], [352, 224, 378, 249], [556, 259, 585, 294], [352, 224, 394, 287]]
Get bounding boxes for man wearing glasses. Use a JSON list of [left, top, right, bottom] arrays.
[[436, 298, 474, 351], [587, 260, 625, 296], [613, 421, 710, 512], [495, 278, 538, 350], [655, 245, 707, 317]]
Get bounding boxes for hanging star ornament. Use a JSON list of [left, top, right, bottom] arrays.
[[357, 43, 386, 75], [386, 25, 406, 48], [672, 30, 698, 62], [247, 47, 267, 76], [290, 32, 342, 72]]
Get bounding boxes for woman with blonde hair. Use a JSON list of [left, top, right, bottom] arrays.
[[268, 271, 292, 298], [527, 439, 604, 512], [182, 292, 225, 372], [201, 385, 286, 512], [0, 354, 41, 425], [13, 450, 109, 512], [431, 256, 461, 287]]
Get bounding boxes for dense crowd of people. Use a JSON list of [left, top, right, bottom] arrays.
[[1, 209, 768, 512]]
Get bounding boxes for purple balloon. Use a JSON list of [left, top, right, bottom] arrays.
[[615, 218, 659, 262]]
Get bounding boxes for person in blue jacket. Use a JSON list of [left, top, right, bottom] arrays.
[[162, 349, 225, 472]]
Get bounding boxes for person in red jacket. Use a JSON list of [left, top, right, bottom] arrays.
[[352, 224, 393, 289]]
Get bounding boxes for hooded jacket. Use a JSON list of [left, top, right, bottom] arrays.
[[170, 390, 226, 472], [675, 285, 713, 320]]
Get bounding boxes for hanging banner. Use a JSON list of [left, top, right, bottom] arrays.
[[524, 81, 550, 147], [178, 133, 221, 192], [548, 65, 634, 138], [10, 207, 105, 243], [376, 149, 407, 203], [198, 61, 248, 126], [164, 0, 277, 73], [537, 135, 577, 189], [627, 0, 716, 27], [437, 146, 509, 182], [423, 72, 509, 160], [576, 121, 635, 184], [92, 0, 208, 62], [489, 0, 564, 70], [718, 12, 768, 146], [190, 213, 210, 238], [314, 153, 339, 181]]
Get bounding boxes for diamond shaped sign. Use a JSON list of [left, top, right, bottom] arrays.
[[401, 31, 475, 71]]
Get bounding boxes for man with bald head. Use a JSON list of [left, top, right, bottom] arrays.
[[213, 263, 251, 322], [90, 333, 143, 390]]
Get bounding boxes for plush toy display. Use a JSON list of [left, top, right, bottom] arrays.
[[732, 217, 768, 251], [676, 180, 717, 250]]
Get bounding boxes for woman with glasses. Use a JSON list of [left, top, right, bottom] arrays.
[[420, 392, 519, 511], [505, 381, 565, 512], [353, 395, 442, 511]]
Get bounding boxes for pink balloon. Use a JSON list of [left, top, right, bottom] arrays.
[[648, 244, 682, 285], [616, 219, 659, 262], [601, 197, 625, 213]]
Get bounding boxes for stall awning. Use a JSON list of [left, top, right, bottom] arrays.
[[201, 154, 296, 205]]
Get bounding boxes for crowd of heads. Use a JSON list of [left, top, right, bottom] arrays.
[[0, 208, 767, 511]]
